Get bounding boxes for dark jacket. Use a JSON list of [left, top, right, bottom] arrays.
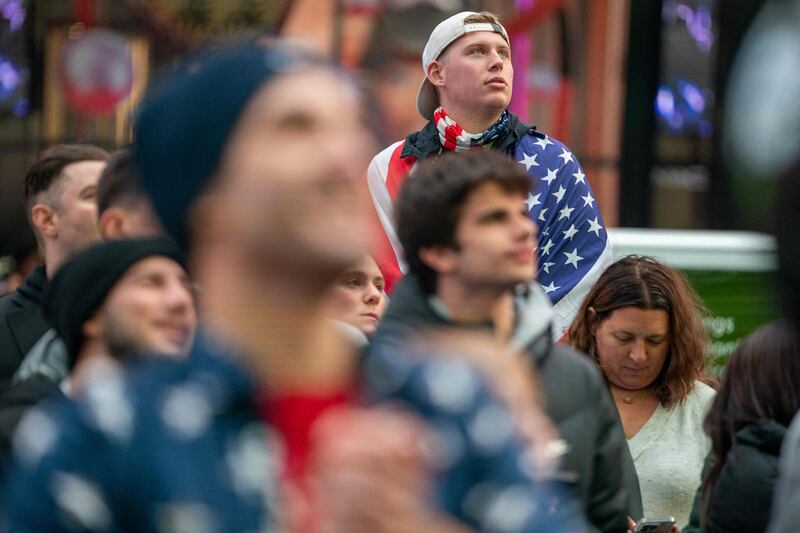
[[371, 275, 643, 533], [0, 373, 63, 466], [0, 265, 50, 384], [702, 420, 785, 533], [768, 412, 800, 533]]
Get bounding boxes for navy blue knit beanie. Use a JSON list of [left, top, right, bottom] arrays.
[[134, 42, 303, 250]]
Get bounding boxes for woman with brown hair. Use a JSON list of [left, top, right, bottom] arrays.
[[699, 320, 800, 532], [568, 255, 715, 529]]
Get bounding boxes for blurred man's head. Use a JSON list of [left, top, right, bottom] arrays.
[[97, 148, 163, 239], [44, 238, 195, 369], [417, 11, 511, 125], [24, 144, 109, 276], [136, 44, 375, 289], [397, 151, 535, 295]]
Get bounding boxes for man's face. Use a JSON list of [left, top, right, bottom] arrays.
[[54, 160, 105, 256], [99, 256, 196, 358], [434, 31, 513, 116], [208, 68, 375, 280], [445, 182, 536, 290]]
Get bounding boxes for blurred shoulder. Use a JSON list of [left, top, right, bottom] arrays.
[[691, 379, 717, 405], [368, 140, 405, 168], [544, 343, 605, 385]]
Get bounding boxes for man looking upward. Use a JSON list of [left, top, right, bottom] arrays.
[[367, 10, 612, 337]]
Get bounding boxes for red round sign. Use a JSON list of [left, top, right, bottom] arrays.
[[60, 28, 133, 116]]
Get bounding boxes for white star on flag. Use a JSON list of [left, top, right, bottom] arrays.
[[558, 205, 575, 221], [587, 217, 603, 237], [552, 185, 566, 204], [582, 192, 595, 208], [542, 239, 554, 256], [542, 281, 561, 294], [538, 207, 548, 222], [518, 152, 538, 171], [573, 169, 586, 184], [534, 136, 553, 150], [524, 193, 541, 212], [558, 147, 574, 165], [541, 168, 558, 185], [563, 248, 583, 268], [543, 261, 555, 274], [562, 224, 579, 240]]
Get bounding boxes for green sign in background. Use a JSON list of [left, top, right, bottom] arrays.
[[687, 269, 780, 373]]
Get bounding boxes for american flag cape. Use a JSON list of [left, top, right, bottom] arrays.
[[366, 133, 613, 338]]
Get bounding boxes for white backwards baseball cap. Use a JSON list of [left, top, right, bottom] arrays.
[[416, 11, 510, 121]]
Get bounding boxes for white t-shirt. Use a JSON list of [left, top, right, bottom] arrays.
[[628, 380, 715, 528]]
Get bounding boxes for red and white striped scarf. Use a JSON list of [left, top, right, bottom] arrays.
[[433, 106, 510, 152]]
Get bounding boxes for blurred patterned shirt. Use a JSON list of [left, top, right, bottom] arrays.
[[6, 334, 589, 532]]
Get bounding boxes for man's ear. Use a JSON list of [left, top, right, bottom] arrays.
[[82, 311, 102, 342], [419, 245, 457, 275], [99, 208, 124, 240], [30, 204, 58, 239], [427, 60, 445, 88], [588, 307, 598, 335]]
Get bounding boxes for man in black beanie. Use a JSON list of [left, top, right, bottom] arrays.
[[0, 238, 195, 463], [44, 238, 195, 394]]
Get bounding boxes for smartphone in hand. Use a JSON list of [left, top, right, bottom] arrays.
[[634, 516, 676, 533]]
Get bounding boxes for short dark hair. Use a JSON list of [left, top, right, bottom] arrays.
[[96, 148, 148, 215], [24, 144, 109, 213], [396, 151, 531, 293]]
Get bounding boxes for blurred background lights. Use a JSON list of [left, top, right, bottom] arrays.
[[656, 79, 708, 134], [1, 0, 25, 31], [0, 56, 20, 100], [663, 0, 714, 52]]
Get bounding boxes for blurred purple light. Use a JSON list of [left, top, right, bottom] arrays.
[[679, 81, 705, 113], [663, 1, 715, 52], [0, 57, 20, 99], [1, 0, 26, 31], [656, 86, 675, 118], [656, 80, 713, 135], [686, 6, 713, 52]]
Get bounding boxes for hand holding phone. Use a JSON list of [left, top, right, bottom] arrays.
[[634, 516, 676, 533]]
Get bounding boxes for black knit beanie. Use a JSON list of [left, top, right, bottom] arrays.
[[43, 238, 184, 367], [134, 42, 309, 251]]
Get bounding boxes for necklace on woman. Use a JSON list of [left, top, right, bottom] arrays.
[[621, 393, 634, 404], [611, 385, 640, 404]]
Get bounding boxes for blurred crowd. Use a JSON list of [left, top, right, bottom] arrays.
[[0, 5, 799, 533]]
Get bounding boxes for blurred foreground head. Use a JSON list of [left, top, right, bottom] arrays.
[[134, 42, 375, 286]]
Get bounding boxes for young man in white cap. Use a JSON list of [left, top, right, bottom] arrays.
[[367, 10, 612, 338]]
